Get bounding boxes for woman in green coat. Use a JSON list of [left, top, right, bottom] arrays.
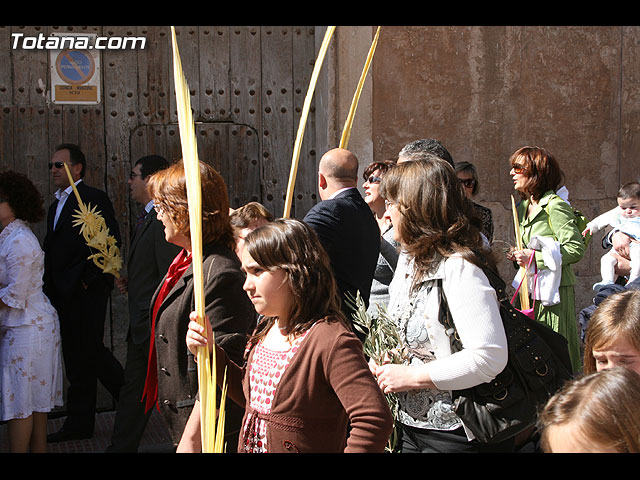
[[506, 146, 585, 372]]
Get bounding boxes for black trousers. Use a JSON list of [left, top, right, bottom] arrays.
[[55, 282, 124, 435], [399, 423, 515, 453], [106, 336, 152, 452]]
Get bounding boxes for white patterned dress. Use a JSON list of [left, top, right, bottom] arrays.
[[0, 219, 63, 421]]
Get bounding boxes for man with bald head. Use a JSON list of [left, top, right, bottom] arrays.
[[303, 148, 380, 339]]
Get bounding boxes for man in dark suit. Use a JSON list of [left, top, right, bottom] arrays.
[[106, 155, 180, 452], [303, 148, 380, 338], [43, 143, 125, 442]]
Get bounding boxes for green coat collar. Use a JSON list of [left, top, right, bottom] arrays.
[[520, 190, 556, 227]]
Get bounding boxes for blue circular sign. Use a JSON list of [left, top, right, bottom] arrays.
[[55, 50, 95, 85]]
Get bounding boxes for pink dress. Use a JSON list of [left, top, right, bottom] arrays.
[[242, 328, 312, 452]]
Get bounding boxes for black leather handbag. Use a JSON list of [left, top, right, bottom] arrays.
[[436, 265, 573, 444]]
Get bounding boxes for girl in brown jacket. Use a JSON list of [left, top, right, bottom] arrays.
[[186, 218, 393, 453]]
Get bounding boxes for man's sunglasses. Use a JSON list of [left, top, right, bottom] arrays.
[[48, 161, 76, 169]]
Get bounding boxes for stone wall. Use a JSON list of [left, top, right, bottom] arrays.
[[334, 25, 640, 318]]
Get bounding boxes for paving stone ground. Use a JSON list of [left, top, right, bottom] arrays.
[[0, 408, 173, 453]]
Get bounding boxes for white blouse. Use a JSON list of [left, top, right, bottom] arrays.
[[0, 219, 58, 327], [387, 253, 508, 432]]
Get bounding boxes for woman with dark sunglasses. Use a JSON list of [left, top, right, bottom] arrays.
[[506, 146, 585, 373], [361, 160, 399, 320], [455, 161, 494, 245]]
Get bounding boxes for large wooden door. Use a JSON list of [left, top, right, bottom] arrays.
[[114, 26, 322, 239], [130, 122, 261, 209], [0, 25, 324, 411]]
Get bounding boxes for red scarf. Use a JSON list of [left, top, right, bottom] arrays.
[[142, 249, 192, 413]]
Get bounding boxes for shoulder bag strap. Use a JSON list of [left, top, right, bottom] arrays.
[[436, 278, 464, 353]]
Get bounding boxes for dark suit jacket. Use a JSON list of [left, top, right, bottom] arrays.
[[303, 188, 380, 312], [43, 180, 121, 303], [152, 241, 256, 445], [126, 209, 180, 345]]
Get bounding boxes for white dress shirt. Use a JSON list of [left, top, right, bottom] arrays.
[[53, 179, 83, 229]]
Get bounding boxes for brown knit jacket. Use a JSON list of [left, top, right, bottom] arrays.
[[214, 318, 394, 453]]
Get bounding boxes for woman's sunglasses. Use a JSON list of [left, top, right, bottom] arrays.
[[365, 175, 382, 184]]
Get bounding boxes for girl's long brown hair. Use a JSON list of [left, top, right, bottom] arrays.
[[244, 218, 346, 342]]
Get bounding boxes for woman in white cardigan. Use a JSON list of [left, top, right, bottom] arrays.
[[371, 158, 510, 453]]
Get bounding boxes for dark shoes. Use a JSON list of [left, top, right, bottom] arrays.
[[47, 429, 93, 443]]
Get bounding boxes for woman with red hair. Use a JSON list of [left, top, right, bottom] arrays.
[[142, 160, 256, 451], [506, 146, 585, 372]]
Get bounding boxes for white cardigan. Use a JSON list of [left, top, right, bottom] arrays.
[[388, 253, 508, 392]]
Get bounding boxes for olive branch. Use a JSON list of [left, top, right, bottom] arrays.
[[346, 291, 406, 453]]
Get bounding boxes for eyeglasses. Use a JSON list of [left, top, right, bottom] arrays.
[[48, 161, 75, 170], [365, 175, 382, 184], [511, 164, 527, 174], [459, 178, 476, 188], [153, 203, 165, 215]]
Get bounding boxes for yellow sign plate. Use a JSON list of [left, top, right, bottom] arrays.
[[54, 84, 98, 102]]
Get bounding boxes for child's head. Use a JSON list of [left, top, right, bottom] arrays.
[[617, 182, 640, 218], [230, 202, 274, 257], [539, 367, 640, 453], [583, 289, 640, 375], [242, 218, 346, 337]]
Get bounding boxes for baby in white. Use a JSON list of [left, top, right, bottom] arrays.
[[583, 182, 640, 290]]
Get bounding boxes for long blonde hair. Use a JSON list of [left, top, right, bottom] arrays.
[[539, 367, 640, 453]]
